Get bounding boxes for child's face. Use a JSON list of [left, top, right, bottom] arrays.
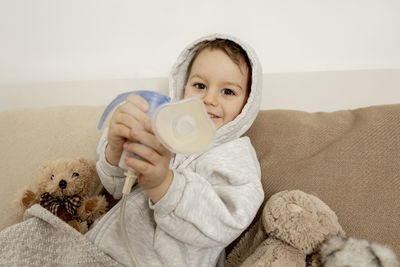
[[184, 48, 249, 129]]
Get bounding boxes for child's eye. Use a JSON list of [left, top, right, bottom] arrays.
[[72, 172, 79, 178], [193, 83, 206, 90], [221, 88, 235, 96]]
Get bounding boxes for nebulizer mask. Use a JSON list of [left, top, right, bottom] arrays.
[[98, 90, 215, 267]]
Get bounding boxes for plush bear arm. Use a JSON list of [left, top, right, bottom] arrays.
[[240, 238, 306, 267], [68, 220, 89, 234], [77, 195, 108, 224], [21, 189, 40, 210], [14, 188, 41, 219], [225, 219, 267, 267]]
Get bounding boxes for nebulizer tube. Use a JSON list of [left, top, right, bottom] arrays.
[[98, 90, 215, 267], [120, 171, 139, 267]]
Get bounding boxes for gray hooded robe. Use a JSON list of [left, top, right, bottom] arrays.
[[86, 33, 264, 267]]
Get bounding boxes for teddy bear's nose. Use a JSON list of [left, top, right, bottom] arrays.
[[59, 180, 67, 189]]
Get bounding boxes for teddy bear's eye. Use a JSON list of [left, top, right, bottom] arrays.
[[72, 172, 79, 178], [50, 174, 54, 180]]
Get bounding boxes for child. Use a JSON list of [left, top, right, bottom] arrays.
[[86, 34, 264, 267]]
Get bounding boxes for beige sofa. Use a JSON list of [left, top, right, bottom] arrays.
[[0, 104, 399, 261]]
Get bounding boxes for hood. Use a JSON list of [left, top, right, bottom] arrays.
[[169, 33, 263, 145]]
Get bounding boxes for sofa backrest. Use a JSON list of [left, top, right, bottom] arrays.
[[242, 104, 400, 257]]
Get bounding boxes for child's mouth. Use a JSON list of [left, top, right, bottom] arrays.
[[208, 113, 220, 119]]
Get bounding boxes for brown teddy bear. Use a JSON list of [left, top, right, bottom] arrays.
[[225, 190, 346, 267], [18, 157, 108, 234]]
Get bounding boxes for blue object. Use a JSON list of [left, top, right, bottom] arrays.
[[97, 90, 171, 130]]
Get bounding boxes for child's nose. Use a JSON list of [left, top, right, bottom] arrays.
[[203, 90, 218, 106]]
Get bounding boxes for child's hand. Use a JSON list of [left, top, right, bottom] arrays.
[[106, 94, 150, 166], [123, 120, 173, 203]]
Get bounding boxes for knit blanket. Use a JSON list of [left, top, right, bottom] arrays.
[[0, 204, 123, 266]]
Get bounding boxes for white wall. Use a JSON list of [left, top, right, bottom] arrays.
[[0, 0, 399, 111], [1, 70, 399, 112]]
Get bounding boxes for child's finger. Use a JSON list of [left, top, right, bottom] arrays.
[[129, 128, 168, 156], [112, 112, 140, 131], [142, 120, 171, 156], [124, 142, 160, 167], [143, 119, 154, 134], [109, 123, 132, 140], [126, 94, 149, 113], [124, 154, 152, 174], [118, 102, 150, 125]]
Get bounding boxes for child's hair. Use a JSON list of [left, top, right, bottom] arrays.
[[186, 39, 252, 90]]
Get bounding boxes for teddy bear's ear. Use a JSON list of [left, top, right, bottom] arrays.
[[39, 160, 52, 174], [34, 160, 54, 193], [76, 157, 96, 173]]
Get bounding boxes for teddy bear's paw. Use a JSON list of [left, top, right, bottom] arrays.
[[85, 195, 108, 213], [21, 189, 36, 208], [79, 195, 108, 223], [68, 220, 89, 234], [241, 238, 306, 267]]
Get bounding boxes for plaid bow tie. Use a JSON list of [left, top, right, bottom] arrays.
[[40, 192, 82, 216]]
